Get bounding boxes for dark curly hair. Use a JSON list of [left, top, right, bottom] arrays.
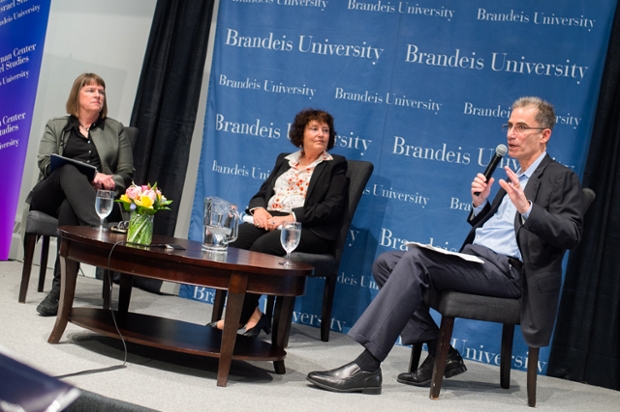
[[288, 108, 336, 151]]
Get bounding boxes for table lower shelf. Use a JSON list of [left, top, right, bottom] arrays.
[[68, 308, 287, 362]]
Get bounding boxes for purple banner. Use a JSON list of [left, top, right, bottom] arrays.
[[0, 0, 51, 260]]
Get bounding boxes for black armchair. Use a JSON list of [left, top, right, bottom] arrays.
[[286, 159, 374, 341], [211, 159, 374, 342], [18, 126, 139, 303], [409, 187, 596, 407]]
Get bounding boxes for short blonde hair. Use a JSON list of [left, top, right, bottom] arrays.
[[65, 73, 107, 118]]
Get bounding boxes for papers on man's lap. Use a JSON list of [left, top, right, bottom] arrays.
[[405, 241, 484, 264]]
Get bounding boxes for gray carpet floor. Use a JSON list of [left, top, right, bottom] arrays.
[[1, 260, 618, 412]]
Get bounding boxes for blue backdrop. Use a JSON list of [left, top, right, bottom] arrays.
[[183, 1, 617, 374], [0, 0, 50, 260]]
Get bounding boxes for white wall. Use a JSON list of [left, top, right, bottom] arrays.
[[12, 0, 219, 278]]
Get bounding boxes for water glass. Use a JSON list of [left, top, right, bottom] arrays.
[[280, 222, 301, 266], [95, 190, 115, 231]]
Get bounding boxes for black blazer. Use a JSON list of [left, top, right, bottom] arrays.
[[462, 155, 583, 347], [247, 152, 348, 241]]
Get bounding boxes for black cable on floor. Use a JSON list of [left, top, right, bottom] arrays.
[[55, 240, 177, 379], [104, 241, 176, 366], [106, 240, 130, 366]]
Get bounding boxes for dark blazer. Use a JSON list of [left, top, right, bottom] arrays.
[[247, 152, 348, 241], [462, 154, 583, 347]]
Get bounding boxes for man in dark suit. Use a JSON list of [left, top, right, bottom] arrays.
[[306, 97, 584, 394]]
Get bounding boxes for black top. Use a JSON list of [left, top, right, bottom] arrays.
[[62, 115, 102, 171]]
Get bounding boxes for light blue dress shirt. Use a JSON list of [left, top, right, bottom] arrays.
[[472, 152, 546, 261]]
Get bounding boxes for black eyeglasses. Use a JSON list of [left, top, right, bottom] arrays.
[[117, 221, 130, 230], [501, 124, 547, 134]]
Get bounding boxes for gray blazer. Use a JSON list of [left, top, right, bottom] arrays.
[[463, 154, 583, 347], [37, 116, 134, 195]]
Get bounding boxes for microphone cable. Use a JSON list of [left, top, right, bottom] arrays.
[[53, 240, 131, 379], [55, 239, 178, 379], [104, 240, 177, 366], [105, 240, 131, 366]]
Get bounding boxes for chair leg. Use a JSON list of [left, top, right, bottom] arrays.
[[500, 324, 514, 389], [409, 342, 423, 372], [211, 289, 227, 322], [430, 316, 455, 400], [320, 275, 337, 342], [37, 236, 50, 292], [527, 347, 539, 407], [19, 234, 38, 303]]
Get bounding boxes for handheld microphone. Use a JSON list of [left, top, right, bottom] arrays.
[[474, 144, 508, 196]]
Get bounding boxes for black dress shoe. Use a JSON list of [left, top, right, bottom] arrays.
[[36, 291, 59, 316], [397, 350, 467, 387], [241, 314, 271, 338], [307, 362, 382, 394]]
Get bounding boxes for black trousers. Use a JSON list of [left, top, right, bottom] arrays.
[[348, 244, 522, 362], [230, 219, 331, 323], [29, 165, 120, 284], [30, 165, 100, 227]]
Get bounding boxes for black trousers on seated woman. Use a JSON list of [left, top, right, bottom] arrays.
[[29, 165, 122, 288], [30, 164, 101, 228], [230, 216, 331, 324]]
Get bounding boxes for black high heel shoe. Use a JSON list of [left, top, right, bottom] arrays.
[[241, 314, 271, 338], [206, 320, 246, 330]]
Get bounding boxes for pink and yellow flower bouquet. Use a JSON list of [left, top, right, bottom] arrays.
[[116, 183, 172, 244]]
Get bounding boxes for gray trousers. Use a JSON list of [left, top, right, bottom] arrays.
[[348, 244, 522, 362]]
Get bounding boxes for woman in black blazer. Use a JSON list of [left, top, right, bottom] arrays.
[[209, 108, 348, 337]]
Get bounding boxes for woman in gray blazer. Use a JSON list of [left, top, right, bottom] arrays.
[[30, 73, 134, 316]]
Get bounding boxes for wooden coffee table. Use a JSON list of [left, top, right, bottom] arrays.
[[48, 226, 313, 386]]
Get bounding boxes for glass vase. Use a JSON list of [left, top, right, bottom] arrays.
[[127, 211, 154, 245]]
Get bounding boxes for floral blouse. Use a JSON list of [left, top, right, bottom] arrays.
[[267, 150, 333, 213]]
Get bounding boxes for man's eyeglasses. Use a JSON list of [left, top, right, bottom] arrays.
[[502, 124, 547, 134]]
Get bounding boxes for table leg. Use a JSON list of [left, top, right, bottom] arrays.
[[271, 296, 295, 374], [48, 253, 78, 343], [118, 274, 134, 315], [217, 272, 248, 387], [102, 270, 111, 310]]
